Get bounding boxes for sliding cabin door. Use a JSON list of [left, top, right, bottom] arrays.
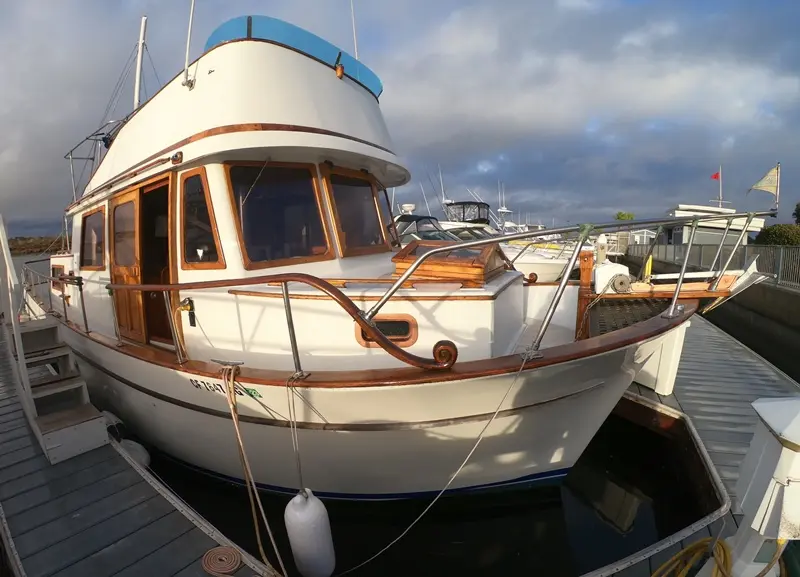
[[110, 190, 147, 343]]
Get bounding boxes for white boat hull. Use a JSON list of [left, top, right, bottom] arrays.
[[513, 259, 573, 283], [39, 306, 679, 500]]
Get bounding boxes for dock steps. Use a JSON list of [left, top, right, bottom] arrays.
[[12, 318, 107, 465], [31, 375, 87, 399]]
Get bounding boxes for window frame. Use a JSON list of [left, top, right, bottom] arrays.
[[180, 166, 226, 270], [224, 161, 335, 271], [79, 206, 106, 271], [320, 164, 392, 258], [354, 314, 418, 349], [51, 265, 65, 292]]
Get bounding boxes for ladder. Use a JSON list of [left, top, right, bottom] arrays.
[[9, 316, 108, 464]]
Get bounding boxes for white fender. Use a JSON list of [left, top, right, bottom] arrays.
[[284, 489, 335, 577]]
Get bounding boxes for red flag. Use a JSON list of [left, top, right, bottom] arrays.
[[711, 172, 720, 180]]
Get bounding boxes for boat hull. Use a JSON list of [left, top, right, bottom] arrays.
[[513, 259, 574, 283], [34, 301, 680, 500]]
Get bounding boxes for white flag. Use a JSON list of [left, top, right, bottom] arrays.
[[748, 164, 780, 196]]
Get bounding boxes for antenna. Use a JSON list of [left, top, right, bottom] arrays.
[[133, 16, 148, 109], [419, 183, 432, 216], [182, 0, 196, 88], [438, 164, 447, 203], [350, 0, 359, 60]]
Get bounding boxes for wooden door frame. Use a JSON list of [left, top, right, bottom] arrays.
[[108, 173, 180, 348], [109, 188, 146, 343]]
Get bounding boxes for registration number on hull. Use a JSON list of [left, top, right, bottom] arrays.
[[189, 378, 263, 399]]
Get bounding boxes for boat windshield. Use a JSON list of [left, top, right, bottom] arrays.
[[327, 172, 390, 256], [228, 164, 331, 267], [395, 216, 461, 245]]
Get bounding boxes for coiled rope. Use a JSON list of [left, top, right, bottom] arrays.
[[202, 546, 243, 576], [215, 365, 288, 577], [650, 536, 787, 577]]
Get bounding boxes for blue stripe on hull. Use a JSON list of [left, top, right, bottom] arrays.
[[159, 452, 570, 501]]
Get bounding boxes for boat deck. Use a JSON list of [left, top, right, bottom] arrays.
[[612, 312, 799, 576], [0, 331, 273, 577]]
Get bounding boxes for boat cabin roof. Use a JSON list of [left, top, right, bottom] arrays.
[[443, 200, 491, 225], [204, 15, 384, 99]]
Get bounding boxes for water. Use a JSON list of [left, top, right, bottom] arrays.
[[146, 399, 719, 577]]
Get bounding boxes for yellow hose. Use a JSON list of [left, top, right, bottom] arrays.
[[650, 537, 787, 577]]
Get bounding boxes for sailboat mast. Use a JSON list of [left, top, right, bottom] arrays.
[[419, 183, 432, 216], [718, 164, 723, 208], [133, 16, 148, 109], [776, 162, 781, 211], [350, 0, 359, 60], [438, 164, 446, 203]]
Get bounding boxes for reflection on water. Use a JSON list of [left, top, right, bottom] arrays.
[[149, 399, 718, 577]]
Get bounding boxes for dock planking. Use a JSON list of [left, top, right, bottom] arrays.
[[0, 329, 270, 577], [618, 314, 798, 576]]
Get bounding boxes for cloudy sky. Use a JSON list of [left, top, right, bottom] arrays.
[[1, 0, 796, 235]]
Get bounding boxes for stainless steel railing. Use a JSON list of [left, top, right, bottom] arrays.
[[21, 209, 776, 370]]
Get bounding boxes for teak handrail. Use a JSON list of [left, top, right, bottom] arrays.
[[105, 272, 458, 371]]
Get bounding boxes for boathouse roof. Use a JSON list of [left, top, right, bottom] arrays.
[[204, 15, 384, 99]]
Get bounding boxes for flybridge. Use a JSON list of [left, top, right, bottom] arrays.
[[203, 15, 384, 98]]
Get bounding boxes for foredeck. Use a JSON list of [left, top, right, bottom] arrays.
[[0, 330, 272, 577], [610, 311, 799, 576]]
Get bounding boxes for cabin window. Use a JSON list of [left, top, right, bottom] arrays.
[[113, 202, 136, 266], [376, 188, 400, 247], [181, 168, 224, 269], [355, 315, 418, 348], [326, 172, 389, 256], [79, 208, 105, 269], [228, 164, 331, 268], [51, 265, 65, 292]]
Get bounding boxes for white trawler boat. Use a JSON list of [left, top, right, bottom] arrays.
[[22, 14, 774, 500]]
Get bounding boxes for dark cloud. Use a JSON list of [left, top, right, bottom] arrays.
[[2, 0, 797, 237]]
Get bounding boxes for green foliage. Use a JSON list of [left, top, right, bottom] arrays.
[[614, 211, 635, 221], [793, 202, 800, 225], [754, 224, 800, 246]]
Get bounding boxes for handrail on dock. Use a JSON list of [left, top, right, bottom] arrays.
[[21, 210, 775, 371]]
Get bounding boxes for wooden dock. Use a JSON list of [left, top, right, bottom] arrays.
[[0, 328, 273, 577], [617, 314, 800, 576]]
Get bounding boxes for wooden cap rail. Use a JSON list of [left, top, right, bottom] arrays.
[[105, 273, 458, 371]]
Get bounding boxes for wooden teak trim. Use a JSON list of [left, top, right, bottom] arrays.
[[575, 250, 594, 340], [319, 163, 392, 258], [229, 288, 495, 302], [179, 167, 226, 270], [223, 161, 336, 271], [70, 121, 397, 213], [79, 205, 106, 271], [57, 297, 699, 388]]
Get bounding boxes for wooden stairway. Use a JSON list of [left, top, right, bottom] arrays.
[[11, 317, 108, 464]]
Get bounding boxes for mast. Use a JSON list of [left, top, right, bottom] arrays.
[[717, 164, 723, 208], [133, 16, 148, 109], [182, 0, 196, 88], [776, 162, 781, 211], [419, 183, 432, 216], [438, 164, 446, 203], [350, 0, 359, 60]]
